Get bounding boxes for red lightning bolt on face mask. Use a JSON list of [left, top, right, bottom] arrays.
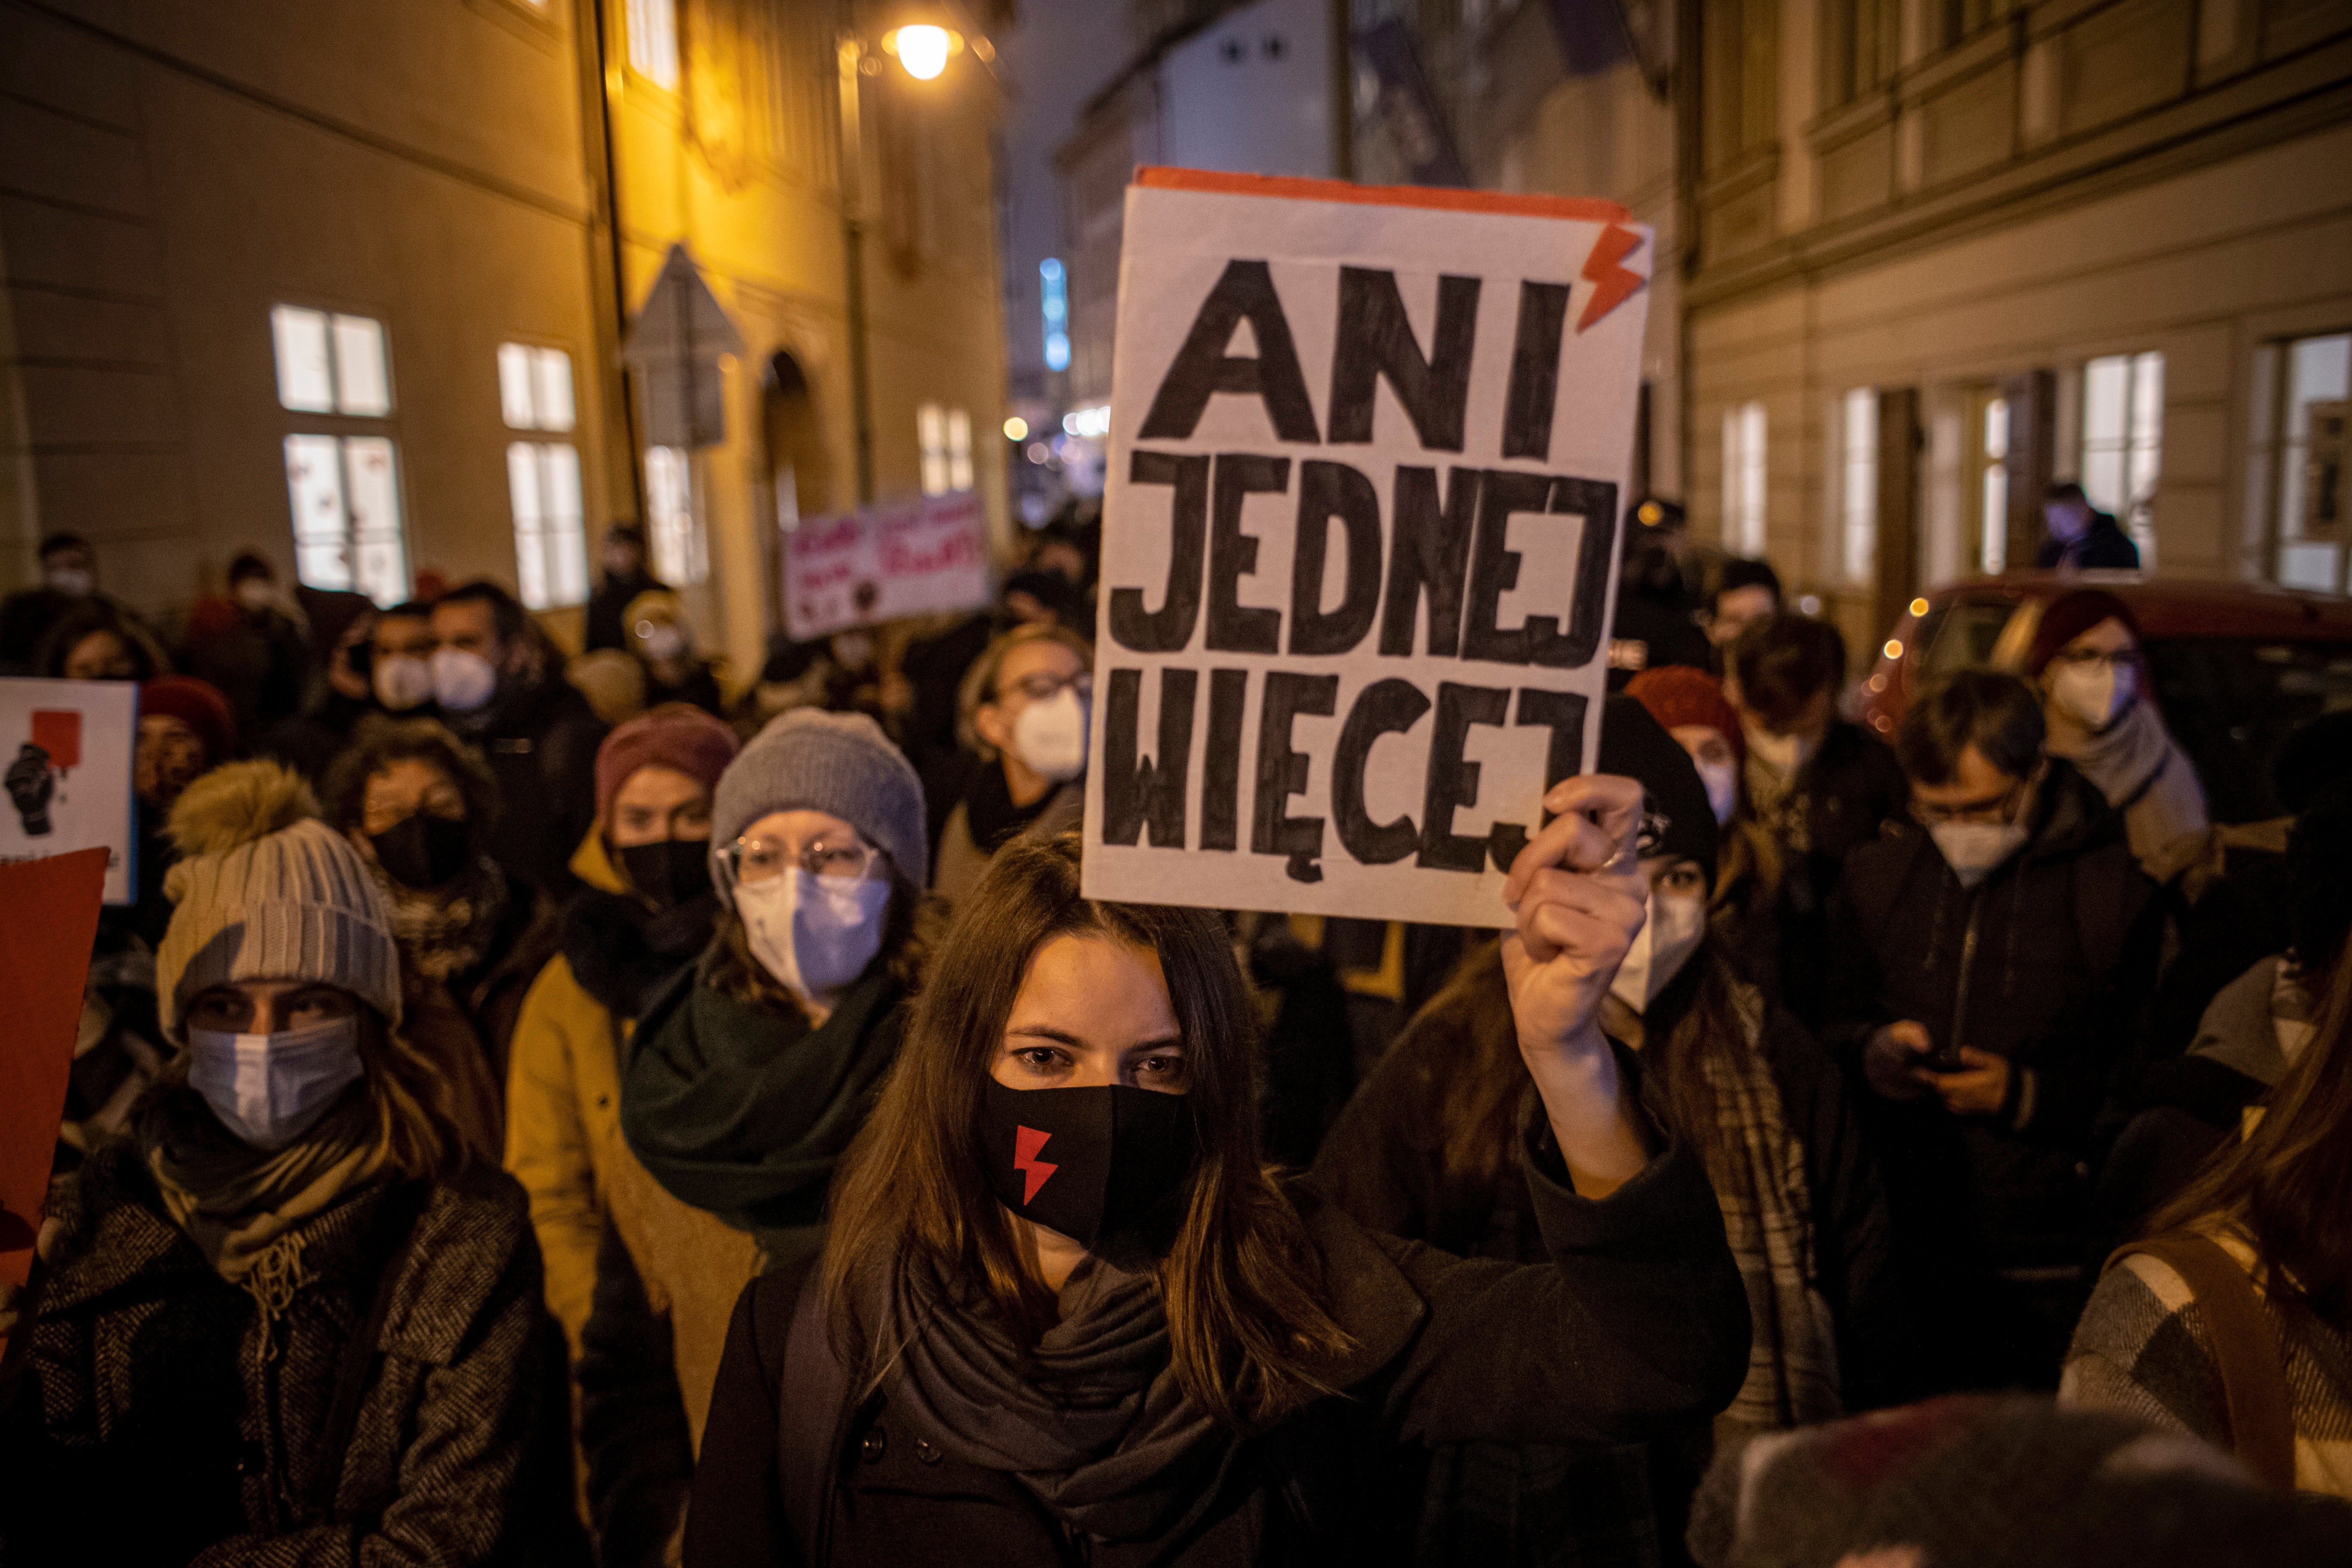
[[1577, 220, 1646, 333], [1013, 1124, 1058, 1204]]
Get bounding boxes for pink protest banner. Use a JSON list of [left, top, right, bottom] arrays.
[[784, 490, 992, 642]]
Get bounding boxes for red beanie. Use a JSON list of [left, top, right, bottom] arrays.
[[1626, 666, 1744, 764], [2027, 589, 2139, 674], [595, 704, 740, 825], [139, 676, 235, 765]]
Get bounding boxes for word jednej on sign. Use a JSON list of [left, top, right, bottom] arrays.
[[1083, 169, 1651, 928]]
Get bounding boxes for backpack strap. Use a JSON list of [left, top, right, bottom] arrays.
[[2104, 1231, 2296, 1491], [308, 1180, 431, 1520]]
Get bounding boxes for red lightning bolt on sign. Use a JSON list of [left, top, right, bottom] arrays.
[[1014, 1125, 1058, 1204], [1577, 221, 1646, 333]]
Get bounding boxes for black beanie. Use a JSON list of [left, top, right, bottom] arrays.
[[1596, 695, 1719, 891]]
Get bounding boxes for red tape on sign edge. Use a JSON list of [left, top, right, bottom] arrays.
[[1133, 166, 1632, 226]]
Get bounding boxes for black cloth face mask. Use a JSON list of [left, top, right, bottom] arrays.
[[618, 837, 714, 910], [977, 1080, 1197, 1251], [370, 812, 472, 890]]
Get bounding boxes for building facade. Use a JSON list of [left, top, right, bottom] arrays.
[[0, 0, 1009, 682], [1681, 0, 2352, 646]]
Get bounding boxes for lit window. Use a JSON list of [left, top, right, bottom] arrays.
[[628, 0, 680, 88], [1842, 388, 1877, 584], [1979, 396, 2009, 573], [646, 446, 709, 585], [273, 305, 405, 604], [2273, 333, 2349, 591], [947, 408, 973, 491], [507, 443, 587, 610], [1721, 401, 1767, 555], [283, 435, 409, 606], [2082, 352, 2164, 568], [498, 343, 576, 432], [272, 306, 391, 416]]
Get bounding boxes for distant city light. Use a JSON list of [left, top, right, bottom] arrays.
[[1026, 442, 1050, 464], [888, 24, 956, 80], [1062, 404, 1110, 439], [1003, 415, 1029, 441], [1883, 639, 1905, 660], [1909, 596, 1930, 617], [1041, 259, 1069, 372]]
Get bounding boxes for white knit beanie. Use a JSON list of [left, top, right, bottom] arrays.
[[155, 761, 403, 1042]]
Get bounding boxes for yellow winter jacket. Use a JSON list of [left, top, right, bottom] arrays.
[[501, 831, 760, 1449]]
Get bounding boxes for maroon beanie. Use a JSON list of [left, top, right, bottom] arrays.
[[595, 704, 740, 825], [139, 676, 235, 765], [1627, 665, 1745, 765], [2028, 589, 2140, 674]]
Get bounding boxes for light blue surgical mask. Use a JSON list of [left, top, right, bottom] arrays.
[[186, 1014, 365, 1150], [733, 869, 891, 1004]]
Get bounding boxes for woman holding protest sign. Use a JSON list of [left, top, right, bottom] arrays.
[[683, 773, 1747, 1565], [1316, 697, 1890, 1566]]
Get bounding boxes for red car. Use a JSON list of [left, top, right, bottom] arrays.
[[1859, 571, 2352, 823]]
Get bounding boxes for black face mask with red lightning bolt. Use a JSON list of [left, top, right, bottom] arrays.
[[977, 1080, 1197, 1252]]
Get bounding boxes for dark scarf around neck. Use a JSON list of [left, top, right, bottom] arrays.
[[878, 1251, 1234, 1543], [965, 760, 1061, 854], [563, 886, 721, 1018]]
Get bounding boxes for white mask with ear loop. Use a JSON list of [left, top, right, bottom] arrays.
[[1611, 889, 1709, 1013], [2052, 662, 2134, 732], [1695, 759, 1738, 825], [1011, 688, 1090, 782], [732, 868, 891, 1004], [186, 1015, 366, 1151]]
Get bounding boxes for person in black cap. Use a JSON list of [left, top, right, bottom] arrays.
[[1317, 695, 1891, 1568]]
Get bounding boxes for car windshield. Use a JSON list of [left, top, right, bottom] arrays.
[[1920, 600, 2019, 677], [2145, 637, 2352, 821]]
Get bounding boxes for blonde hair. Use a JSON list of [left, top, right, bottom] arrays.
[[955, 621, 1094, 758]]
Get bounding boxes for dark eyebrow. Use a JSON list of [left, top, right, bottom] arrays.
[[1007, 1025, 1086, 1047], [1121, 1036, 1185, 1056]]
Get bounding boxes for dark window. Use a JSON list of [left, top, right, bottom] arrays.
[[2144, 638, 2352, 822]]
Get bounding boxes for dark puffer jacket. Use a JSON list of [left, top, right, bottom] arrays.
[[1, 1138, 583, 1568], [1822, 763, 2156, 1393]]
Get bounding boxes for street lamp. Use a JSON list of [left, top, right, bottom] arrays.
[[837, 4, 981, 505]]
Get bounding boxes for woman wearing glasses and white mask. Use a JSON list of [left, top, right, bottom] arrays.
[[1317, 698, 1887, 1564], [2021, 589, 2208, 880], [621, 709, 927, 1305], [932, 622, 1093, 907]]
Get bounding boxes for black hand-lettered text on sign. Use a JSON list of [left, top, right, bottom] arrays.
[[1081, 169, 1651, 928]]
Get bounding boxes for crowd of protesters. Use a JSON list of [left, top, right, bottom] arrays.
[[0, 478, 2347, 1567]]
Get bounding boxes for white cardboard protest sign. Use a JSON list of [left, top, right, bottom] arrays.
[[0, 678, 140, 905], [784, 490, 992, 642], [1082, 168, 1650, 928]]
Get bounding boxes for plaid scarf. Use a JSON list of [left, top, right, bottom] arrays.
[[1701, 981, 1845, 1438]]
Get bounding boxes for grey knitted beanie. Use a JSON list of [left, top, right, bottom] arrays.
[[710, 708, 928, 900], [155, 761, 402, 1041]]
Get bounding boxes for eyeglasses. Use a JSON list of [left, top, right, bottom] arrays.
[[2049, 647, 2141, 672], [729, 832, 884, 885], [1911, 775, 2031, 827], [996, 669, 1093, 705]]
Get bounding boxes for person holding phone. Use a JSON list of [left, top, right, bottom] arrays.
[[1825, 671, 2158, 1400]]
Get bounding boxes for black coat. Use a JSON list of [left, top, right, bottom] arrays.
[[683, 1102, 1748, 1567], [1822, 764, 2156, 1279], [587, 568, 665, 652], [1314, 965, 1893, 1565], [445, 676, 608, 901], [1718, 721, 1909, 1026], [2034, 513, 2141, 570]]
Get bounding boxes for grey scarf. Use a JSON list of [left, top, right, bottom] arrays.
[[879, 1253, 1234, 1542]]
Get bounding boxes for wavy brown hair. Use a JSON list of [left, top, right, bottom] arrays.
[[821, 833, 1354, 1431], [2146, 929, 2352, 1329]]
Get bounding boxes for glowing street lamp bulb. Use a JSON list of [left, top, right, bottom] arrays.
[[891, 24, 955, 80], [1003, 416, 1029, 441]]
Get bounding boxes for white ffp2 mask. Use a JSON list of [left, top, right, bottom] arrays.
[[1930, 821, 2030, 889], [1012, 688, 1089, 782], [430, 647, 499, 713], [374, 653, 434, 712], [2052, 662, 2133, 731], [186, 1015, 366, 1151], [1610, 890, 1708, 1013], [734, 869, 891, 1004]]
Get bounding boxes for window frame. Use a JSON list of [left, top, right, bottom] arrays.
[[272, 303, 409, 606]]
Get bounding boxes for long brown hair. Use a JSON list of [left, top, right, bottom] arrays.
[[821, 833, 1354, 1431], [2145, 933, 2352, 1329], [1427, 937, 1747, 1225]]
